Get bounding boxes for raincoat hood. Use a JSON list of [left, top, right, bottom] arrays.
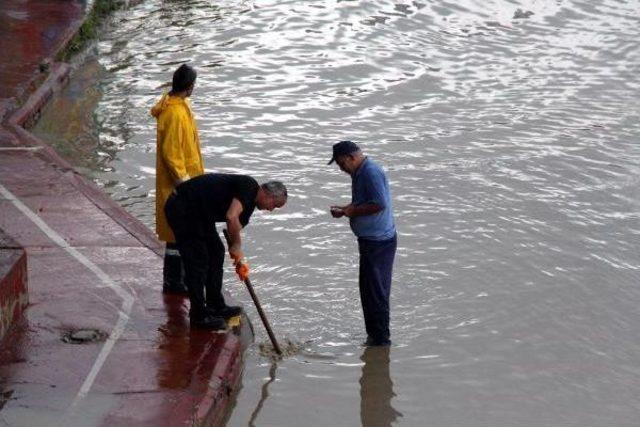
[[151, 93, 189, 118]]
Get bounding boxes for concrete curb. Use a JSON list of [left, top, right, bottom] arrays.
[[0, 1, 84, 125], [8, 63, 71, 130], [195, 333, 244, 426]]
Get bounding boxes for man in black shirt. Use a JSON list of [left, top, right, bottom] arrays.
[[165, 174, 288, 329]]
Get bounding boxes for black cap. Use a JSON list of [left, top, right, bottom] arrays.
[[328, 140, 360, 165]]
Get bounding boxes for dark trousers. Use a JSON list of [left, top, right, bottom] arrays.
[[163, 242, 184, 290], [178, 234, 226, 317], [358, 234, 397, 344], [165, 194, 226, 319]]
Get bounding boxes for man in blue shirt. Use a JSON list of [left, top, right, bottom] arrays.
[[329, 141, 397, 346]]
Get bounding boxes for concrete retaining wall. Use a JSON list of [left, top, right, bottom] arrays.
[[0, 231, 28, 342]]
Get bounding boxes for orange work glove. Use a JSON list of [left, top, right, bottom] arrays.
[[235, 262, 250, 281]]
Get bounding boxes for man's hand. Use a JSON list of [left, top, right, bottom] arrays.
[[330, 206, 345, 218], [332, 203, 380, 218], [229, 244, 244, 265], [235, 262, 250, 281]]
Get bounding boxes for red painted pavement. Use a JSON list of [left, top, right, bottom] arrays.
[[0, 1, 249, 425], [0, 0, 84, 117]]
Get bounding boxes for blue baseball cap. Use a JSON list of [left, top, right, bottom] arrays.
[[328, 140, 360, 165]]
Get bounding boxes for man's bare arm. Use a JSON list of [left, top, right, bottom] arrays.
[[343, 203, 383, 218], [225, 198, 244, 261]]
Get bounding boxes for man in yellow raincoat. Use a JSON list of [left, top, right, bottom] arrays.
[[151, 64, 204, 294]]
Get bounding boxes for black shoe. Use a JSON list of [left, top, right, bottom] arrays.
[[190, 314, 227, 330], [206, 305, 243, 319]]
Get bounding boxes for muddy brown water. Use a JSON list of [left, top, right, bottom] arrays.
[[34, 0, 640, 426]]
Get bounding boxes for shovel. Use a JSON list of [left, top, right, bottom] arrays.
[[223, 229, 282, 356]]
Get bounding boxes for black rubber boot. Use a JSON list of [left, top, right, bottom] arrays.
[[190, 314, 227, 330], [206, 305, 243, 319], [162, 243, 188, 295]]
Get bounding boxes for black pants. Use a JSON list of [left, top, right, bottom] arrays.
[[165, 194, 226, 318], [358, 234, 397, 344], [163, 242, 185, 290]]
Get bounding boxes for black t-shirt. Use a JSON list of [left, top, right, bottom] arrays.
[[176, 173, 259, 234]]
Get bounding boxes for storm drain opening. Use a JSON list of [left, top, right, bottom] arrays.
[[62, 329, 108, 344]]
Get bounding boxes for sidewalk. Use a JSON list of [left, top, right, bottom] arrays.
[[0, 1, 248, 426]]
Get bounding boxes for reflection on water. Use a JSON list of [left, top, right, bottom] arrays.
[[248, 363, 277, 427], [32, 0, 640, 425], [360, 347, 402, 427]]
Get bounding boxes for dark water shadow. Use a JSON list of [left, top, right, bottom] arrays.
[[360, 346, 403, 427], [248, 362, 277, 427]]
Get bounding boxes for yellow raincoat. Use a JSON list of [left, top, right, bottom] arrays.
[[151, 93, 204, 242]]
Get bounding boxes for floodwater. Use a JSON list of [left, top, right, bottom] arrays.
[[33, 0, 640, 425]]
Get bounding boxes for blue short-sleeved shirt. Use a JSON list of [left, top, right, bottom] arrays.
[[350, 158, 396, 241]]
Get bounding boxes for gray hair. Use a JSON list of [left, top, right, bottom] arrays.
[[261, 181, 288, 200]]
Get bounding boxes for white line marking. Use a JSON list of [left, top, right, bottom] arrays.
[[0, 183, 135, 407], [0, 147, 42, 151]]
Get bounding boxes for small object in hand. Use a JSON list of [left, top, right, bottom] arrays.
[[330, 207, 343, 218], [236, 262, 250, 281]]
